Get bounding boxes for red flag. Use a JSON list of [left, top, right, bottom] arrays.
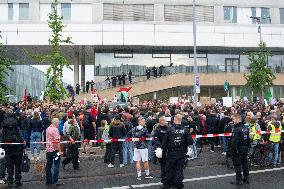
[[117, 86, 132, 93], [24, 89, 27, 107]]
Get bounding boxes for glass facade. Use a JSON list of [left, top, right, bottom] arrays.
[[94, 53, 284, 76], [4, 65, 46, 100], [19, 3, 29, 20], [61, 3, 71, 20]]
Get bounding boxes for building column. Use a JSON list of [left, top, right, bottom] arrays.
[[74, 47, 79, 87], [232, 86, 236, 99], [80, 46, 86, 93]]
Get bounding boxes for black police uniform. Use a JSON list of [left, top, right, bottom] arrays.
[[154, 124, 168, 184], [231, 122, 250, 185], [1, 115, 24, 186], [162, 124, 193, 189]]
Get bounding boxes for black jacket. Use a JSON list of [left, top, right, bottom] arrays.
[[154, 124, 168, 148], [162, 124, 193, 156], [206, 114, 219, 134], [109, 121, 126, 139], [231, 122, 249, 153], [219, 116, 231, 133]]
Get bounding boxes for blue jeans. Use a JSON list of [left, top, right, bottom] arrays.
[[21, 130, 30, 148], [269, 142, 279, 166], [30, 132, 42, 156], [123, 142, 134, 165], [46, 151, 61, 185]]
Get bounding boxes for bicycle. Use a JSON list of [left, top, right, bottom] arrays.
[[249, 141, 273, 167]]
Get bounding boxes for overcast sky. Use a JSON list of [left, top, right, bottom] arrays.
[[32, 65, 94, 85]]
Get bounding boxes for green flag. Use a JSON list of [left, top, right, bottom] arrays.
[[265, 89, 272, 102]]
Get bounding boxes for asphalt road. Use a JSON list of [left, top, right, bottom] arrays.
[[1, 147, 284, 189]]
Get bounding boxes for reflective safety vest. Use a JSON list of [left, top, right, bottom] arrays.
[[251, 125, 261, 141], [269, 124, 282, 143]]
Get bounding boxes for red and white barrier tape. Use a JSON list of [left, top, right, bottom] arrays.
[[0, 130, 283, 145]]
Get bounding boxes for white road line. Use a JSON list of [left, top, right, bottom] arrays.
[[103, 186, 130, 189], [131, 167, 284, 188]]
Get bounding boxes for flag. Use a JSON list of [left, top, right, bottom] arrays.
[[265, 89, 272, 103], [117, 86, 132, 93]]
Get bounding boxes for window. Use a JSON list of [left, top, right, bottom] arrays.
[[61, 3, 71, 20], [223, 6, 237, 23], [261, 8, 270, 24], [19, 3, 29, 20], [8, 3, 13, 20], [164, 5, 214, 22], [251, 7, 256, 23], [280, 8, 284, 24]]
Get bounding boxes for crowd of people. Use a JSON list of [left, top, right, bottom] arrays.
[[0, 98, 284, 188]]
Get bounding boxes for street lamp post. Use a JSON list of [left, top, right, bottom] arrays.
[[193, 0, 198, 108], [250, 16, 270, 43], [250, 16, 262, 43]]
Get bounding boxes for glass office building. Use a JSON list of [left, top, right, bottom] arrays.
[[4, 65, 46, 100]]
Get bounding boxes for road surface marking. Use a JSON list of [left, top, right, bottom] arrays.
[[131, 167, 284, 188], [103, 186, 130, 189]]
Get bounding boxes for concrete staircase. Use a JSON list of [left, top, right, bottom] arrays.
[[72, 72, 284, 102]]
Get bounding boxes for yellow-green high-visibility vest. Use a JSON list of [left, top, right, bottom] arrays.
[[269, 124, 282, 143], [251, 125, 261, 141]]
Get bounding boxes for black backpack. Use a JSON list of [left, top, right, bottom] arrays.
[[2, 117, 22, 144], [21, 151, 30, 173]]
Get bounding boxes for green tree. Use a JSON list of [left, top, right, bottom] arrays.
[[244, 42, 276, 100], [0, 34, 14, 103], [27, 0, 73, 102]]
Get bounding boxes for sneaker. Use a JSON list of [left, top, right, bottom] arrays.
[[36, 156, 40, 161], [222, 152, 226, 156], [216, 145, 222, 148], [210, 150, 215, 153], [0, 180, 5, 184], [55, 182, 64, 186], [145, 174, 154, 179], [137, 176, 142, 181], [120, 164, 125, 168], [108, 164, 114, 168]]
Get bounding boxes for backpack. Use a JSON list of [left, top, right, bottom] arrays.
[[21, 151, 30, 172], [68, 125, 80, 141], [82, 113, 91, 129]]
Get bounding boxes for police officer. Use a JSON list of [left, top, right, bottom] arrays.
[[230, 113, 250, 186], [154, 116, 169, 185], [1, 109, 25, 187], [162, 114, 193, 189]]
